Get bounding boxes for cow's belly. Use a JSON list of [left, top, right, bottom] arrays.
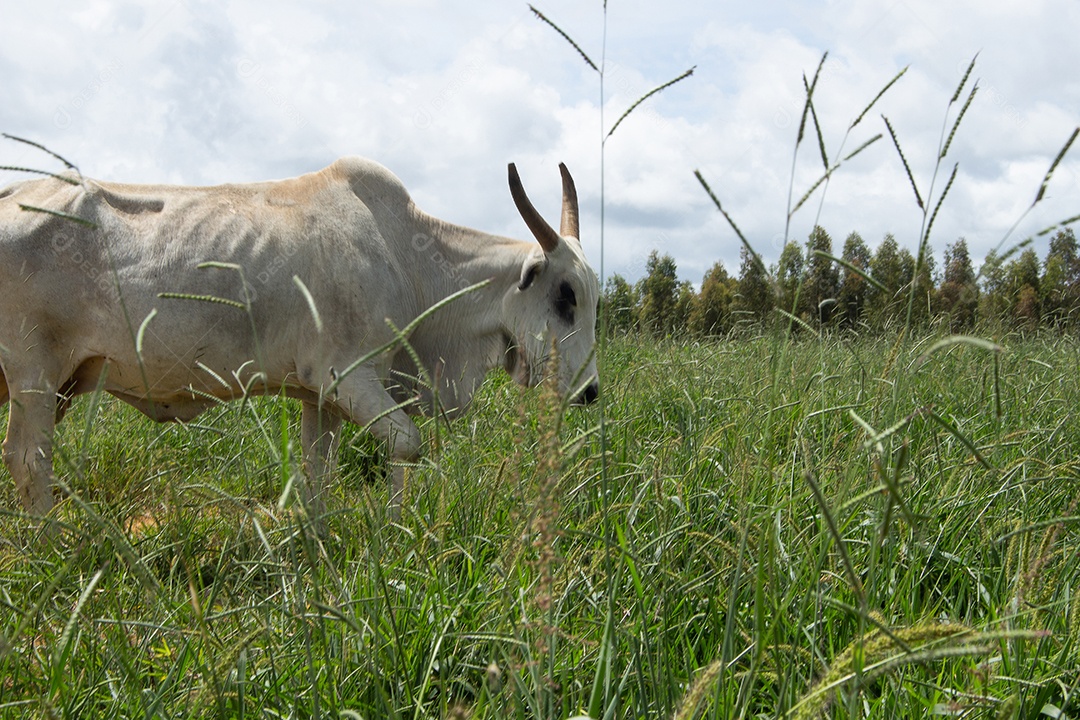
[[63, 343, 306, 423], [61, 326, 380, 424]]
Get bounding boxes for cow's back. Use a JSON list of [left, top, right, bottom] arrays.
[[0, 157, 418, 271], [0, 159, 424, 404]]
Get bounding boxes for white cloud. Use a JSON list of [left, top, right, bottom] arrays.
[[2, 0, 1078, 286]]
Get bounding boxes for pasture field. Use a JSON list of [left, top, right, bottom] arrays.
[[0, 329, 1078, 719]]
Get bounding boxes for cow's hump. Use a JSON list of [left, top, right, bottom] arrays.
[[328, 156, 412, 208]]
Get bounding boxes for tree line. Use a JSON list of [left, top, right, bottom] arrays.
[[603, 227, 1080, 336]]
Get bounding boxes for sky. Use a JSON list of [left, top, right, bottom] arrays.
[[1, 0, 1078, 287]]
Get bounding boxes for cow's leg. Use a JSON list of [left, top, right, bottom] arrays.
[[299, 401, 342, 520], [331, 366, 421, 520], [2, 368, 61, 515]]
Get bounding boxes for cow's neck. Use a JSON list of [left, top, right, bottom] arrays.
[[395, 216, 532, 415]]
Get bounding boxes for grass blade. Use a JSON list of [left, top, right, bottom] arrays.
[[1035, 213, 1080, 236], [926, 408, 992, 469], [135, 308, 158, 357], [790, 166, 835, 217], [157, 292, 247, 310], [776, 308, 821, 338], [815, 250, 887, 293], [587, 605, 615, 719], [17, 203, 96, 227], [528, 5, 598, 72], [292, 275, 323, 333], [950, 53, 979, 104], [53, 566, 106, 673], [56, 480, 163, 595], [1033, 126, 1079, 205], [0, 165, 80, 184], [2, 133, 81, 172], [940, 83, 978, 160], [850, 66, 908, 130], [803, 75, 828, 170], [694, 169, 768, 278], [797, 53, 828, 146], [922, 162, 958, 247], [883, 115, 923, 210], [791, 134, 884, 218], [805, 469, 865, 604], [2, 543, 84, 663], [916, 335, 1003, 367], [606, 66, 695, 139], [842, 132, 883, 162]]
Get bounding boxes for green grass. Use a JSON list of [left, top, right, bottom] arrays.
[[0, 329, 1077, 718]]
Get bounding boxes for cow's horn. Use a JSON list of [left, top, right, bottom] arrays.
[[508, 163, 560, 253], [558, 163, 579, 240]]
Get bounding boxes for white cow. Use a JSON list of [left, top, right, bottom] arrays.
[[0, 157, 599, 519]]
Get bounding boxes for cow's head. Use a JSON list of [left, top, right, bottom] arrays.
[[503, 162, 600, 405]]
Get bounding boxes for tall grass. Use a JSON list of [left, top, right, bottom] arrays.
[[682, 49, 1079, 716], [1, 331, 1078, 718]]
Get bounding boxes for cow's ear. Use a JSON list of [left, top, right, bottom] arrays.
[[518, 257, 546, 291]]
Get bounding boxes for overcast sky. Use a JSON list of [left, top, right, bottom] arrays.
[[2, 1, 1077, 286]]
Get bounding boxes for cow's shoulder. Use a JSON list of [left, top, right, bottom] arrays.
[[86, 181, 167, 216], [0, 171, 84, 210], [0, 173, 99, 241], [325, 156, 413, 209]]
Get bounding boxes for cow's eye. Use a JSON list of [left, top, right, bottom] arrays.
[[555, 281, 576, 324], [519, 263, 541, 291]]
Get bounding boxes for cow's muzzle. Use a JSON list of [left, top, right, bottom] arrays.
[[574, 381, 599, 406]]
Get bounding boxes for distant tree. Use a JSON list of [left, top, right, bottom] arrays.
[[936, 238, 978, 331], [689, 261, 735, 337], [868, 234, 905, 328], [1005, 247, 1041, 328], [901, 245, 935, 328], [638, 251, 680, 337], [803, 226, 840, 325], [837, 231, 872, 329], [775, 240, 805, 321], [732, 245, 774, 328], [1042, 252, 1070, 327], [1041, 228, 1080, 327], [1006, 247, 1041, 295], [866, 235, 934, 328], [673, 280, 695, 336], [942, 238, 976, 287], [978, 248, 1010, 325], [1015, 284, 1040, 329], [601, 273, 639, 335], [1048, 227, 1079, 270]]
